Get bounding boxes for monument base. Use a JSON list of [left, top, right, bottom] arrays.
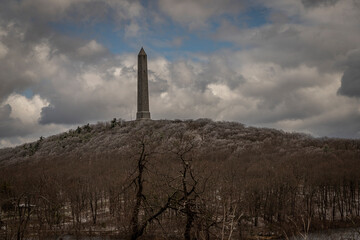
[[136, 111, 151, 120]]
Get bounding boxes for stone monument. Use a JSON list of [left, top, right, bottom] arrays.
[[136, 47, 151, 120]]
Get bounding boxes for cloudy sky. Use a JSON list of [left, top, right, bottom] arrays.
[[1, 0, 360, 147]]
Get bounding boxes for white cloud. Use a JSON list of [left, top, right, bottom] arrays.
[[0, 93, 63, 146], [4, 94, 49, 125], [208, 84, 238, 101], [77, 40, 107, 57]]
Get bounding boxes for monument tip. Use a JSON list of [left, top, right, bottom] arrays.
[[138, 47, 146, 56]]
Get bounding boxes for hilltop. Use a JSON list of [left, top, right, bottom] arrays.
[[0, 118, 344, 166], [1, 119, 360, 239]]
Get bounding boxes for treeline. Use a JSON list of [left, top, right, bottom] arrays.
[[1, 119, 360, 239]]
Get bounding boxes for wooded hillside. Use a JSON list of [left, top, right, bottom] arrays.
[[1, 119, 360, 239]]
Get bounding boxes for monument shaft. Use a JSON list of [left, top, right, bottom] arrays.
[[136, 48, 151, 120]]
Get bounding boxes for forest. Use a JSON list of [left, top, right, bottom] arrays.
[[1, 118, 360, 240]]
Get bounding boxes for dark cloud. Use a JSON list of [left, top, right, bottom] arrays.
[[0, 104, 31, 138], [293, 110, 360, 139], [0, 104, 11, 121], [8, 0, 141, 24], [338, 49, 360, 98], [158, 0, 245, 29], [301, 0, 339, 8], [0, 0, 140, 102], [39, 104, 97, 125], [52, 1, 110, 23], [215, 22, 360, 73]]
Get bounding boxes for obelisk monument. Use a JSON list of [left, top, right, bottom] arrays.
[[136, 47, 151, 120]]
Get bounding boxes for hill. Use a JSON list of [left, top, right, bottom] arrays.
[[1, 119, 360, 239], [0, 118, 336, 166]]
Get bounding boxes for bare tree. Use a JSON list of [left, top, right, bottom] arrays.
[[128, 125, 180, 240]]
